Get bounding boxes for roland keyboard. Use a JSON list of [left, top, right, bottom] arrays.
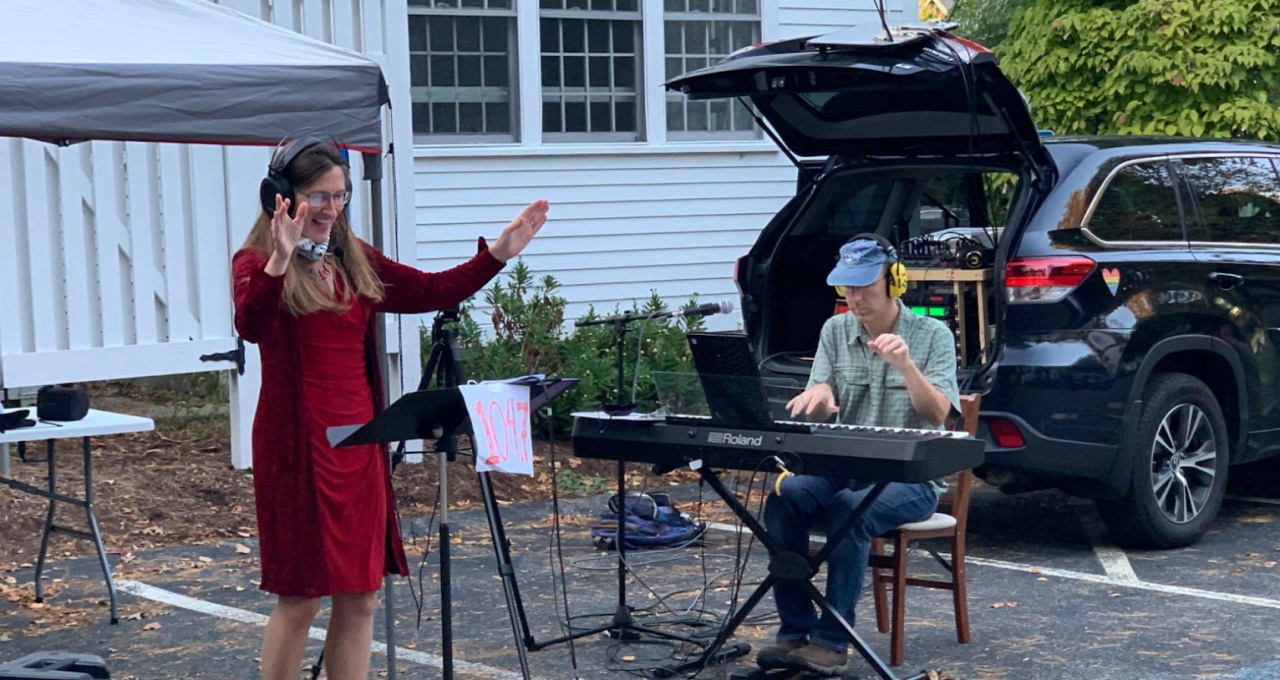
[[571, 415, 984, 483]]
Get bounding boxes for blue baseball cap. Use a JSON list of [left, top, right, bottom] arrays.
[[827, 239, 888, 287]]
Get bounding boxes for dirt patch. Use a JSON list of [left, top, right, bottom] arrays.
[[1, 381, 693, 568]]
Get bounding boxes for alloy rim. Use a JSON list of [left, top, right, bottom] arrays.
[[1149, 403, 1217, 524]]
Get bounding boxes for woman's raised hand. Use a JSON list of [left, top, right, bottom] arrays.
[[489, 200, 550, 263], [271, 194, 310, 259]]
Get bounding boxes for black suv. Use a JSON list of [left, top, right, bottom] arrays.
[[668, 25, 1280, 548]]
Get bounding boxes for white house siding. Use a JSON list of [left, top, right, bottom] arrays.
[[414, 146, 795, 332], [779, 0, 912, 39], [411, 0, 915, 333]]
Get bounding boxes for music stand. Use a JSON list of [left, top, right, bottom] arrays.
[[328, 378, 577, 680]]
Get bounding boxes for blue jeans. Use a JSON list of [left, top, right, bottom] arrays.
[[764, 476, 937, 653]]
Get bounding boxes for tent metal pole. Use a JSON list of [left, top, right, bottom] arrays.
[[364, 151, 398, 680]]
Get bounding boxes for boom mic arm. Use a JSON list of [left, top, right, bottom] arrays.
[[574, 299, 735, 327]]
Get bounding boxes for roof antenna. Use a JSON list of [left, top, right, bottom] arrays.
[[873, 0, 894, 43]]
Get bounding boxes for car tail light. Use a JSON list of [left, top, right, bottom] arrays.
[[733, 255, 747, 295], [1004, 256, 1096, 304], [986, 417, 1025, 448]]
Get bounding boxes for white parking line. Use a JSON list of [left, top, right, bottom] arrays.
[[1073, 504, 1139, 583], [704, 522, 1280, 611], [1228, 495, 1280, 507], [116, 580, 547, 680]]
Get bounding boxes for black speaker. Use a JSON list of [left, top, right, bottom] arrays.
[[36, 386, 89, 422]]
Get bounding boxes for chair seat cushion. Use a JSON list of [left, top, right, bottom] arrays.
[[895, 512, 956, 532]]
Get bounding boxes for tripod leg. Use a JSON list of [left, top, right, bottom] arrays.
[[480, 471, 534, 680]]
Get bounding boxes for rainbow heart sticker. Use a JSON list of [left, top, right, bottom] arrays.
[[1102, 268, 1121, 296]]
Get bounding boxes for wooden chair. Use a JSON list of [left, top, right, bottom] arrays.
[[868, 392, 980, 666]]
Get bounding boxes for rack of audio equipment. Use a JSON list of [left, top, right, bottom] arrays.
[[903, 267, 991, 367]]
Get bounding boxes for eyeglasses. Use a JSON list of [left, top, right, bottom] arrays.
[[298, 190, 351, 209]]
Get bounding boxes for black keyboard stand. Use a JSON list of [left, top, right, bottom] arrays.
[[651, 466, 929, 680]]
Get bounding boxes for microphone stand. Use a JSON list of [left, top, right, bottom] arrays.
[[540, 310, 703, 648]]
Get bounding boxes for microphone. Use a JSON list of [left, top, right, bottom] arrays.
[[673, 299, 735, 319]]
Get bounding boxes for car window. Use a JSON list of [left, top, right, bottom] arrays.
[[1087, 162, 1183, 242], [830, 180, 896, 235], [913, 170, 1020, 245], [790, 176, 897, 237], [1179, 156, 1280, 244], [794, 168, 1022, 242]]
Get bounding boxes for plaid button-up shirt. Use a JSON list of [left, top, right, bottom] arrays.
[[807, 300, 962, 493]]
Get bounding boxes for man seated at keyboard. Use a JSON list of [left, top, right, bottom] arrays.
[[759, 234, 961, 676]]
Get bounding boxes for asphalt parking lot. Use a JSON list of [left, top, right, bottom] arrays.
[[3, 462, 1279, 680]]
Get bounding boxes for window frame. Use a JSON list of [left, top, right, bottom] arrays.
[[1174, 153, 1280, 248], [408, 2, 521, 144], [1081, 157, 1190, 247], [663, 2, 763, 141], [538, 4, 646, 143], [408, 0, 778, 150]]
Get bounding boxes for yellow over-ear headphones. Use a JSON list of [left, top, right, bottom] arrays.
[[833, 234, 907, 299]]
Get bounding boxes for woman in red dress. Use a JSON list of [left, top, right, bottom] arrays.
[[232, 140, 548, 680]]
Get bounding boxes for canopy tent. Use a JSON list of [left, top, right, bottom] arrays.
[[0, 0, 389, 150]]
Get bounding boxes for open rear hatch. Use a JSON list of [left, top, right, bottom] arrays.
[[665, 22, 1053, 174]]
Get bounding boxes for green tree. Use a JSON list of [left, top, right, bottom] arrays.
[[949, 0, 1037, 50], [998, 0, 1280, 140]]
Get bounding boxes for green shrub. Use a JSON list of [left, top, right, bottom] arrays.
[[435, 260, 707, 436]]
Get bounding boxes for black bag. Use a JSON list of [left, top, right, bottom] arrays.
[[0, 409, 35, 433], [37, 385, 90, 421]]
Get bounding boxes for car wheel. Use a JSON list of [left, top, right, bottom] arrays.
[[1098, 373, 1229, 549]]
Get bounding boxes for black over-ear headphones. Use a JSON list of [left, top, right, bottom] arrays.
[[850, 232, 907, 298], [259, 136, 331, 217]]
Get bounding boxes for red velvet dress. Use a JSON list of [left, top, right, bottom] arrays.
[[297, 287, 384, 593], [232, 240, 503, 598]]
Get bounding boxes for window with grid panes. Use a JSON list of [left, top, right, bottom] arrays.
[[664, 0, 760, 139], [408, 1, 518, 142], [540, 1, 642, 142]]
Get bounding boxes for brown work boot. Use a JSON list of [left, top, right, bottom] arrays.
[[756, 639, 807, 669], [784, 643, 848, 676]]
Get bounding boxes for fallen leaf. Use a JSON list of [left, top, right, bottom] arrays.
[[142, 622, 161, 631], [198, 557, 213, 564], [1029, 567, 1042, 575], [0, 634, 10, 642], [234, 544, 251, 555], [621, 655, 636, 662], [1265, 562, 1276, 568]]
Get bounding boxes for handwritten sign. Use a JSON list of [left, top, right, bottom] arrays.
[[459, 383, 533, 476]]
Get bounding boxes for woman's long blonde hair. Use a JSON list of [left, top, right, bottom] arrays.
[[240, 143, 384, 316]]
